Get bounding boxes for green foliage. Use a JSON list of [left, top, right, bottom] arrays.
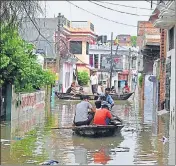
[[77, 71, 89, 86], [131, 36, 137, 47], [138, 74, 143, 88], [0, 24, 55, 92]]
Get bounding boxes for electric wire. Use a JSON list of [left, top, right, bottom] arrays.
[[96, 1, 153, 11], [67, 1, 174, 29], [144, 0, 175, 11], [89, 0, 152, 17]]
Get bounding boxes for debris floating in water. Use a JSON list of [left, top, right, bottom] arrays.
[[1, 139, 11, 143], [39, 160, 59, 165], [161, 136, 168, 144]]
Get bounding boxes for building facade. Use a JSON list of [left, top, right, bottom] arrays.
[[20, 15, 97, 92], [153, 1, 175, 164], [89, 44, 138, 92], [117, 34, 131, 46]]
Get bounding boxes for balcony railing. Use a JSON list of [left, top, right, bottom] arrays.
[[70, 21, 95, 31]]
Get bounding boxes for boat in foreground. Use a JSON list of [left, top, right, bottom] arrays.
[[55, 92, 133, 101], [72, 124, 124, 137]]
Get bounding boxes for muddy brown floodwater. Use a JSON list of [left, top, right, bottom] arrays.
[[1, 87, 172, 165]]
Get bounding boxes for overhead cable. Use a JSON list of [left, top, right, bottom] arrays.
[[89, 0, 151, 16], [67, 1, 166, 29], [95, 1, 153, 11]]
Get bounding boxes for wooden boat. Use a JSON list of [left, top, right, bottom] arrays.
[[72, 124, 124, 137], [110, 92, 134, 100], [55, 92, 133, 101]]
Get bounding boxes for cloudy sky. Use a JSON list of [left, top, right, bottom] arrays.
[[41, 1, 156, 38]]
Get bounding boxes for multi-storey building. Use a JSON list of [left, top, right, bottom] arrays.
[[20, 15, 97, 92], [89, 44, 138, 92], [152, 1, 175, 165]]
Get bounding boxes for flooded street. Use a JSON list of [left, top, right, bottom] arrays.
[[1, 85, 172, 165]]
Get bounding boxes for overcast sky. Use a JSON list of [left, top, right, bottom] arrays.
[[41, 1, 156, 38]]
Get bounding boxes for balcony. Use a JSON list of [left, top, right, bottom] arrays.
[[153, 1, 175, 29]]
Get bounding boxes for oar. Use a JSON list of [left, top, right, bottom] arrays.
[[51, 126, 74, 129], [111, 113, 123, 123]]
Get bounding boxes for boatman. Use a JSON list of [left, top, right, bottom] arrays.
[[73, 95, 95, 126], [66, 82, 77, 94], [98, 88, 114, 110], [122, 82, 130, 93]]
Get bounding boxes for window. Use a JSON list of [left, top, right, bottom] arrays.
[[86, 42, 89, 55], [169, 27, 174, 50], [70, 41, 82, 54], [89, 54, 93, 67], [94, 54, 99, 68]]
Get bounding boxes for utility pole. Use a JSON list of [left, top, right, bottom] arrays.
[[56, 13, 63, 92], [128, 48, 131, 87], [109, 32, 113, 88]]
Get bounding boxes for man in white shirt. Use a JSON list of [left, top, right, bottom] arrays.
[[90, 71, 98, 94]]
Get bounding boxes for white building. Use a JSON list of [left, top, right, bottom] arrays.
[[153, 1, 175, 165], [89, 44, 138, 92]]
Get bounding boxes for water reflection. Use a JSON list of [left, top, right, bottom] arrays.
[[1, 93, 172, 165], [72, 135, 124, 165]]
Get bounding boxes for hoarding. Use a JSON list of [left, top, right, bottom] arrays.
[[100, 54, 123, 71]]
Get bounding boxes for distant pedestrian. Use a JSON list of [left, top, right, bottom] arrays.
[[90, 71, 98, 95], [97, 83, 104, 95]]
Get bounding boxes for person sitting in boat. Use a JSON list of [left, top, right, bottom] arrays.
[[73, 95, 95, 126], [79, 86, 84, 94], [122, 82, 130, 93], [66, 82, 77, 94], [98, 88, 114, 110], [93, 101, 113, 125], [95, 100, 102, 110]]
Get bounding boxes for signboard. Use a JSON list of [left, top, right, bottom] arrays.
[[100, 54, 123, 71], [148, 75, 156, 83]]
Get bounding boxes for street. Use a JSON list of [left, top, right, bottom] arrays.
[[1, 1, 175, 165], [1, 83, 171, 165]]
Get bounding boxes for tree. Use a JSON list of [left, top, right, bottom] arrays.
[[77, 71, 90, 86], [0, 1, 42, 26], [131, 36, 137, 47], [0, 25, 55, 92]]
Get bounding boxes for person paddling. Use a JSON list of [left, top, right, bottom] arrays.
[[66, 82, 77, 94], [97, 88, 114, 110], [123, 82, 130, 93]]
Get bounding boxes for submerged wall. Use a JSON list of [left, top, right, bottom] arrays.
[[11, 90, 46, 138]]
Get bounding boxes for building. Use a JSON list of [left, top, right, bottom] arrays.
[[137, 21, 160, 74], [55, 15, 97, 91], [152, 1, 175, 165], [19, 15, 97, 93], [136, 21, 160, 112], [89, 44, 138, 92], [117, 34, 131, 46]]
